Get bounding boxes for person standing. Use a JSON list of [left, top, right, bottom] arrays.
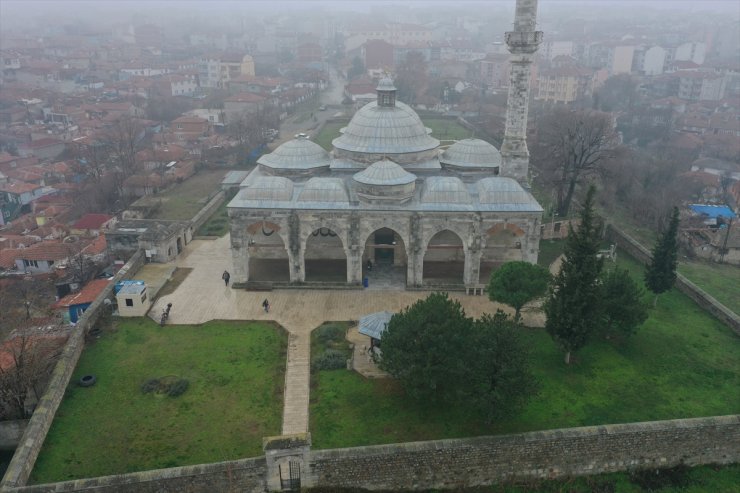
[[222, 270, 230, 286]]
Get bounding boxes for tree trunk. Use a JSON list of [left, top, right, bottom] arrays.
[[653, 293, 659, 307], [559, 177, 578, 217], [564, 351, 571, 365]]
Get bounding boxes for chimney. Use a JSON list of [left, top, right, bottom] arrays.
[[500, 0, 542, 184]]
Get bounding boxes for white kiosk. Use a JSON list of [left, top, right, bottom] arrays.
[[116, 282, 150, 317]]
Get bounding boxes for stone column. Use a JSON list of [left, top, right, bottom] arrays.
[[347, 247, 362, 284], [521, 217, 540, 264], [500, 0, 542, 184], [407, 247, 424, 287], [464, 247, 482, 286], [231, 222, 249, 284], [289, 248, 305, 283]]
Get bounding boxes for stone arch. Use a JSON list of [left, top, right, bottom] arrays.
[[303, 225, 347, 283], [245, 219, 290, 282], [480, 222, 525, 282], [361, 226, 408, 287], [422, 229, 466, 285]]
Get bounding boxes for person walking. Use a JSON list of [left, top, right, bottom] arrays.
[[222, 270, 230, 286], [262, 298, 270, 313]]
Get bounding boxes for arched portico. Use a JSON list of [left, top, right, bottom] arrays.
[[362, 227, 408, 288], [238, 220, 291, 283], [480, 222, 525, 283], [422, 229, 466, 285], [303, 228, 347, 283]]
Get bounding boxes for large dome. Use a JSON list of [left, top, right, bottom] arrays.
[[257, 137, 331, 170], [440, 139, 502, 169], [332, 101, 440, 155]]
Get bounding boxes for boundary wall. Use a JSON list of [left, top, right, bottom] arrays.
[[605, 224, 740, 335], [4, 416, 738, 492], [1, 251, 145, 489]]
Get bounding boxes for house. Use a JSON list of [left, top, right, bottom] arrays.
[[53, 278, 110, 323], [477, 53, 509, 90], [71, 213, 115, 237], [0, 182, 49, 223], [105, 218, 192, 263], [223, 92, 266, 124], [18, 138, 65, 160], [536, 66, 596, 104], [12, 241, 72, 274], [171, 116, 209, 142]]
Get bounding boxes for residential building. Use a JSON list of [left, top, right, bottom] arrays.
[[536, 66, 596, 104]]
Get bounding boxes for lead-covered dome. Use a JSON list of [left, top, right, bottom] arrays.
[[353, 159, 416, 186], [257, 136, 331, 171], [298, 178, 349, 203], [332, 102, 439, 156], [353, 159, 417, 204], [240, 176, 294, 202], [440, 139, 502, 170], [422, 177, 471, 204]]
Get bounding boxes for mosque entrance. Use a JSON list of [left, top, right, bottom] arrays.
[[422, 230, 465, 285], [363, 228, 407, 289], [304, 228, 347, 283]]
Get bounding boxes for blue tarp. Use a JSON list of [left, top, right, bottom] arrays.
[[689, 204, 736, 219]]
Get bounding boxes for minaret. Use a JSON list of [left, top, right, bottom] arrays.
[[500, 0, 542, 184]]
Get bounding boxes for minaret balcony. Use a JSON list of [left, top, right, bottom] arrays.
[[505, 31, 543, 54]]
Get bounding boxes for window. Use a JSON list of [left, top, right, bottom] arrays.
[[23, 259, 39, 268], [125, 298, 134, 307], [177, 124, 183, 129]]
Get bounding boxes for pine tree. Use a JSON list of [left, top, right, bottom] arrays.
[[545, 186, 604, 364], [645, 207, 680, 307]]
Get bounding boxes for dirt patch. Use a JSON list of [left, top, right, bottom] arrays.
[[157, 268, 193, 298]]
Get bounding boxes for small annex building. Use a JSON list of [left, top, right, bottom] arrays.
[[227, 79, 543, 289]]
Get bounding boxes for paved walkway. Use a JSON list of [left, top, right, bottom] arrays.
[[148, 235, 545, 435]]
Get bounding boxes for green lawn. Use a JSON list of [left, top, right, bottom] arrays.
[[147, 170, 226, 221], [310, 251, 740, 449], [314, 118, 476, 151], [536, 239, 565, 269], [677, 260, 740, 314], [195, 190, 236, 237], [31, 319, 286, 483]]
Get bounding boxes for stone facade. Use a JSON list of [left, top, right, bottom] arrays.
[[230, 209, 540, 287]]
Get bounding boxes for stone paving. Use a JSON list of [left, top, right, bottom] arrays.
[[147, 234, 545, 436]]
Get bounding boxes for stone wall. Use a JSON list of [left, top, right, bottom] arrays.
[[307, 416, 740, 490], [0, 420, 28, 451], [1, 250, 146, 489], [605, 224, 740, 335], [190, 190, 225, 233], [8, 457, 266, 493]]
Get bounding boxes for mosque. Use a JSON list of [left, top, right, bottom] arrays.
[[227, 1, 543, 289]]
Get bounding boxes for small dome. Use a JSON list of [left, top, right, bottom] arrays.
[[422, 177, 471, 204], [477, 177, 542, 209], [440, 139, 502, 168], [298, 178, 349, 203], [353, 159, 416, 186], [376, 77, 396, 91], [241, 176, 294, 201], [257, 137, 331, 170]]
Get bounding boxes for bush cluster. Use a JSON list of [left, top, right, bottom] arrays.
[[312, 349, 347, 371], [140, 377, 190, 397], [315, 324, 346, 345]]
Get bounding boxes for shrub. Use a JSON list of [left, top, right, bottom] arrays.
[[630, 465, 691, 490], [312, 349, 347, 372], [167, 379, 189, 397], [315, 324, 346, 346], [140, 379, 159, 394]]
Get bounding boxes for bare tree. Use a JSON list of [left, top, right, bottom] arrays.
[[395, 51, 428, 105], [534, 108, 621, 217], [0, 325, 64, 419], [104, 115, 144, 197]]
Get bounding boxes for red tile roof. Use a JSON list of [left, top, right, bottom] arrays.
[[72, 213, 114, 230], [15, 241, 72, 261], [54, 278, 110, 308], [224, 92, 266, 103]]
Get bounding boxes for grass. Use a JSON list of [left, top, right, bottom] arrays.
[[309, 250, 740, 450], [31, 318, 287, 483], [537, 239, 565, 269], [146, 170, 226, 221], [677, 260, 740, 314], [195, 190, 236, 237], [313, 118, 475, 151]]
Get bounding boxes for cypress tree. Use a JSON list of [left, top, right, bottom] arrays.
[[645, 207, 680, 306], [545, 186, 604, 364]]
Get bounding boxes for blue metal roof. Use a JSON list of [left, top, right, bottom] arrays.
[[358, 311, 393, 340], [689, 204, 736, 219]]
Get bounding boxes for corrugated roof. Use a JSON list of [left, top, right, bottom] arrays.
[[358, 311, 393, 340], [689, 204, 736, 219], [54, 279, 110, 308]]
